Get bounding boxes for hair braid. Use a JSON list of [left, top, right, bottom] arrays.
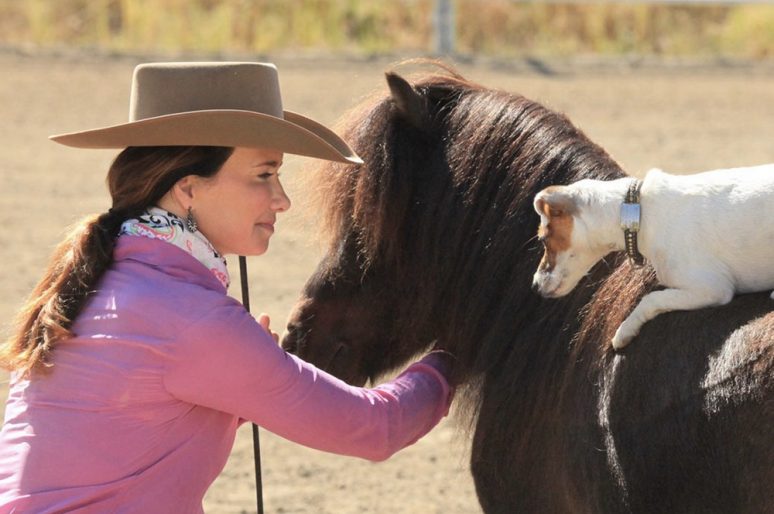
[[1, 146, 233, 376]]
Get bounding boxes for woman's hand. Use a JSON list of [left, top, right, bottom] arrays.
[[258, 313, 280, 344], [426, 343, 459, 386]]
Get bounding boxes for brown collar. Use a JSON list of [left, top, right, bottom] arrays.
[[620, 179, 645, 265]]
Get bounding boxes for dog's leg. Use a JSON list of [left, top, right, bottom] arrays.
[[612, 286, 734, 349]]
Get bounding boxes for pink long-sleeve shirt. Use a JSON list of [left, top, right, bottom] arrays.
[[0, 236, 452, 513]]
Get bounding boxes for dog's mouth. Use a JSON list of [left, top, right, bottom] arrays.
[[543, 282, 565, 298], [534, 273, 566, 298]]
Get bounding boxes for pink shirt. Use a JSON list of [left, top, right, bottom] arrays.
[[0, 236, 452, 513]]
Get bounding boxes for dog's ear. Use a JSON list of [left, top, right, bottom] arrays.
[[386, 72, 427, 130], [534, 186, 576, 221]]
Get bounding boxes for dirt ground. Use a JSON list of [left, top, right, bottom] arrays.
[[1, 51, 773, 513]]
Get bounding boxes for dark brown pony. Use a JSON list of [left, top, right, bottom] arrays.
[[282, 67, 773, 513]]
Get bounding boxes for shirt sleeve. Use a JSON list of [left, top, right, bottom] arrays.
[[162, 300, 453, 461]]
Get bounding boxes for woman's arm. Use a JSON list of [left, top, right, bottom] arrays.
[[163, 300, 453, 461]]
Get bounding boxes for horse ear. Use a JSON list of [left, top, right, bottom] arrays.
[[385, 72, 427, 129]]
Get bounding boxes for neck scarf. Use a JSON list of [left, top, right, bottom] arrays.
[[120, 206, 230, 289]]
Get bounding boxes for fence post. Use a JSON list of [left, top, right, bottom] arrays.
[[433, 0, 455, 56]]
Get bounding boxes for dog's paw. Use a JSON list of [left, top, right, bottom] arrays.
[[612, 321, 639, 350]]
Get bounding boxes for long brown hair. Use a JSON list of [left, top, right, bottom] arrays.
[[1, 146, 233, 376]]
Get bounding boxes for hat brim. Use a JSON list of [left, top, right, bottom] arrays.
[[49, 109, 363, 164]]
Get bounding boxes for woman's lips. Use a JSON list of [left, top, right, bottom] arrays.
[[256, 223, 275, 233]]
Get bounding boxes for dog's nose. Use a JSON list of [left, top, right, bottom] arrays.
[[531, 280, 541, 293]]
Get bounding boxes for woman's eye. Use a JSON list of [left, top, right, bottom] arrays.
[[257, 172, 274, 179]]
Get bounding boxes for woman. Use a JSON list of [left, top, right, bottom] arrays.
[[0, 62, 454, 513]]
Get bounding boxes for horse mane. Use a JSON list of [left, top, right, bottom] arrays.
[[309, 63, 621, 255], [305, 62, 645, 419]]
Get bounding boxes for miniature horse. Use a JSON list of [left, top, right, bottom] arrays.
[[282, 68, 773, 513]]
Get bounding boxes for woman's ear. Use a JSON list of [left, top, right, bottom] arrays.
[[169, 175, 196, 208]]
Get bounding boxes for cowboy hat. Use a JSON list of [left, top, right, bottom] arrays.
[[50, 61, 362, 164]]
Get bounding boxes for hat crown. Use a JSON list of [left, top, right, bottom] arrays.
[[129, 62, 284, 121]]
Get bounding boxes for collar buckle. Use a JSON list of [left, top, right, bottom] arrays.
[[620, 179, 645, 266], [620, 202, 641, 232]]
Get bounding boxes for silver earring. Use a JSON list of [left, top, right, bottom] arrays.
[[186, 206, 198, 232]]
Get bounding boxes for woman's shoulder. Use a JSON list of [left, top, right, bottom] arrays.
[[78, 236, 243, 337], [113, 235, 226, 291]]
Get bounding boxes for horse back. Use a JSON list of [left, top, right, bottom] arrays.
[[599, 291, 773, 513]]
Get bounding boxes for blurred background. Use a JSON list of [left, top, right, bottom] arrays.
[[1, 0, 773, 60], [1, 2, 773, 513]]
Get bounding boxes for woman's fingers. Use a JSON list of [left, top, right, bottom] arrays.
[[258, 312, 280, 344], [258, 313, 271, 330]]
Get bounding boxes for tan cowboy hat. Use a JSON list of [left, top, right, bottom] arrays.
[[50, 61, 362, 164]]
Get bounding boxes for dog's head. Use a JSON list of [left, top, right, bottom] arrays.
[[531, 183, 610, 297]]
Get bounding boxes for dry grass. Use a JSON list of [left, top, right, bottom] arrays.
[[0, 0, 773, 58]]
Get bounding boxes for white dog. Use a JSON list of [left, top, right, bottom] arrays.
[[531, 164, 774, 349]]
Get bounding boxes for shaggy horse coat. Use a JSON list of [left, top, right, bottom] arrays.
[[282, 68, 773, 513]]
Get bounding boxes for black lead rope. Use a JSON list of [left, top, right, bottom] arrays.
[[239, 255, 264, 514]]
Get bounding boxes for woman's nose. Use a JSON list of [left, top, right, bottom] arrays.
[[272, 182, 291, 212]]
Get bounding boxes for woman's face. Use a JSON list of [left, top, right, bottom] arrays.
[[191, 146, 291, 256]]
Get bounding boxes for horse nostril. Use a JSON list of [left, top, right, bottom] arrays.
[[280, 334, 297, 354]]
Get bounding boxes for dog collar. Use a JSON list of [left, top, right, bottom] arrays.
[[620, 179, 645, 265]]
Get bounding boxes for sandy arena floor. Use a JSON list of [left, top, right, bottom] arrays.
[[1, 51, 773, 513]]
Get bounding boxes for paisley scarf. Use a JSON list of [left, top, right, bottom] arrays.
[[120, 206, 230, 289]]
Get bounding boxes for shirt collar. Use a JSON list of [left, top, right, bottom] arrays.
[[119, 206, 230, 289]]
